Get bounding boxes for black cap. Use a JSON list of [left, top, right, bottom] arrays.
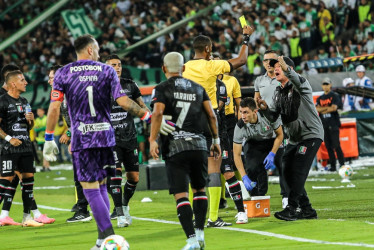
[[269, 56, 295, 68]]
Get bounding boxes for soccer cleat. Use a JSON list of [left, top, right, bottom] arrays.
[[195, 229, 205, 250], [66, 211, 92, 223], [110, 209, 117, 220], [181, 237, 200, 250], [274, 206, 298, 221], [206, 217, 232, 227], [235, 212, 248, 224], [297, 207, 318, 219], [219, 198, 228, 209], [123, 206, 132, 226], [34, 214, 55, 224], [0, 216, 22, 226], [90, 245, 100, 250], [22, 219, 44, 227]]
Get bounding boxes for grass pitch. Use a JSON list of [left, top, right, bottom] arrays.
[[1, 164, 374, 249]]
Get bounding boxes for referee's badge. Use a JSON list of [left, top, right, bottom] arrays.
[[298, 146, 307, 154]]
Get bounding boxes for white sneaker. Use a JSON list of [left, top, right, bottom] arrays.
[[123, 206, 132, 226], [195, 229, 205, 250], [117, 216, 127, 228], [235, 212, 248, 224], [282, 198, 288, 209], [181, 237, 200, 250]]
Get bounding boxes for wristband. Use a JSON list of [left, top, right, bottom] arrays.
[[5, 135, 12, 142], [45, 131, 54, 141], [66, 130, 71, 137], [141, 111, 151, 121], [212, 137, 220, 145], [242, 34, 250, 46]]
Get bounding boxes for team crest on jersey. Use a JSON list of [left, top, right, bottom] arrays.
[[298, 146, 307, 154], [16, 105, 23, 113], [262, 125, 270, 132]]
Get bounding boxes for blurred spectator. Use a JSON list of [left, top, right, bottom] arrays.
[[365, 32, 374, 53], [342, 77, 361, 111], [334, 0, 350, 36], [358, 0, 372, 23], [355, 65, 373, 109], [34, 108, 50, 171], [53, 115, 69, 163]]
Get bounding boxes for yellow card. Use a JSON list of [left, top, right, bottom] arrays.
[[239, 15, 247, 28]]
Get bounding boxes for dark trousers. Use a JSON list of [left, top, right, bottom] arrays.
[[324, 126, 344, 170], [274, 147, 289, 198], [283, 138, 322, 209], [244, 139, 274, 196]]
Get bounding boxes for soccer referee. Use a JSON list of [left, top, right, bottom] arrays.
[[183, 25, 254, 227]]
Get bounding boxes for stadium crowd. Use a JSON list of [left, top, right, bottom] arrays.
[[1, 0, 374, 87]]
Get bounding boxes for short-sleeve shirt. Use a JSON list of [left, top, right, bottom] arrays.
[[53, 60, 126, 151], [183, 59, 231, 109], [222, 75, 241, 115], [316, 91, 341, 128], [233, 112, 281, 143], [254, 73, 279, 111], [111, 78, 142, 145], [0, 94, 33, 154], [151, 76, 209, 158]]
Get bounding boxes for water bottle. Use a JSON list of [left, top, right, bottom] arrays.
[[25, 104, 32, 113]]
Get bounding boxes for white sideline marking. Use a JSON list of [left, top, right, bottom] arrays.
[[12, 203, 374, 248], [34, 185, 75, 190]]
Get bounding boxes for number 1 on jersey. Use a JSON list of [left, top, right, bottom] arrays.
[[86, 86, 97, 117], [176, 101, 191, 127]]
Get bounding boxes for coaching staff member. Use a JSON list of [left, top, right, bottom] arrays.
[[258, 56, 323, 221]]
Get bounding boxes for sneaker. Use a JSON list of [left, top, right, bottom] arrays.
[[297, 207, 318, 219], [282, 197, 289, 209], [0, 216, 22, 226], [195, 229, 205, 250], [123, 206, 132, 226], [181, 237, 200, 250], [22, 219, 44, 227], [34, 214, 55, 224], [219, 198, 228, 209], [66, 211, 92, 223], [235, 212, 248, 224], [117, 216, 127, 228], [274, 206, 298, 221], [71, 203, 79, 213], [206, 217, 232, 227], [110, 209, 117, 220]]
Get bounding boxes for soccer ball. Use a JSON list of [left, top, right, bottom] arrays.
[[339, 165, 353, 179], [100, 235, 129, 250]]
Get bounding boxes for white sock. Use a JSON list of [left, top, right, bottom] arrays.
[[96, 239, 103, 247], [186, 236, 198, 245], [0, 210, 9, 219], [196, 229, 204, 239], [32, 209, 42, 218]]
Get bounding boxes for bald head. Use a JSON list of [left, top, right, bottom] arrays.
[[163, 52, 184, 73]]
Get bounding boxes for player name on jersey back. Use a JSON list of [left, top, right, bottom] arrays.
[[174, 92, 196, 101]]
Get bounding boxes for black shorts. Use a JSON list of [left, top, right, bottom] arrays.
[[0, 153, 35, 177], [165, 151, 208, 195], [114, 141, 139, 172]]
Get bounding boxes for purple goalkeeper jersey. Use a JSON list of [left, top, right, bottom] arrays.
[[53, 59, 126, 151]]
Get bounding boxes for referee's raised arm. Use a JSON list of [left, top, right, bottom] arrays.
[[227, 25, 255, 70]]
